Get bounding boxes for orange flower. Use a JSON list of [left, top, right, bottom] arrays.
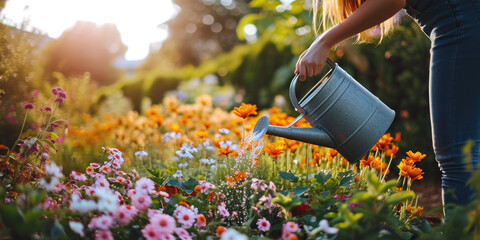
[[406, 151, 426, 162], [384, 145, 399, 157], [372, 133, 394, 151], [394, 132, 402, 142], [283, 139, 300, 153], [208, 192, 216, 201], [329, 148, 339, 158], [217, 145, 238, 157], [233, 103, 257, 119], [407, 167, 424, 181], [406, 205, 424, 216], [397, 159, 413, 178], [360, 155, 375, 167], [370, 157, 389, 174], [216, 226, 226, 236], [195, 130, 208, 139], [194, 185, 202, 192], [196, 214, 207, 226], [263, 142, 285, 158]]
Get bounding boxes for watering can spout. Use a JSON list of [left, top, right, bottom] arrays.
[[252, 116, 335, 148]]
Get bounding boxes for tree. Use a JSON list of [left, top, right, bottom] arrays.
[[139, 0, 252, 71], [41, 21, 127, 86]]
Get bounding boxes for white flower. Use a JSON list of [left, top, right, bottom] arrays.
[[69, 221, 85, 237], [173, 170, 183, 179], [318, 219, 339, 234], [219, 128, 230, 135], [135, 150, 149, 159], [220, 228, 248, 240], [39, 176, 60, 192], [135, 177, 155, 195], [70, 194, 97, 214], [45, 162, 63, 178], [95, 187, 118, 213]]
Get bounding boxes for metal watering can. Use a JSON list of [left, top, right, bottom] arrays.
[[253, 58, 395, 163]]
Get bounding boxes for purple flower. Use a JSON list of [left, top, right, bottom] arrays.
[[347, 202, 363, 209]]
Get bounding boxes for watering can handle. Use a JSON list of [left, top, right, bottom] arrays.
[[289, 57, 336, 117]]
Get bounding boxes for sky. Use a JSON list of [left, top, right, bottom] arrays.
[[0, 0, 178, 60]]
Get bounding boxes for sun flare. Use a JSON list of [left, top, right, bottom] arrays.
[[1, 0, 178, 60]]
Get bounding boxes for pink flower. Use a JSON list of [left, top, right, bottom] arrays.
[[333, 194, 349, 201], [23, 102, 34, 110], [71, 171, 87, 181], [90, 163, 101, 169], [131, 193, 152, 211], [269, 181, 276, 192], [95, 229, 113, 240], [218, 204, 230, 218], [89, 215, 114, 230], [256, 218, 271, 232], [142, 224, 159, 240], [95, 177, 110, 189], [282, 221, 299, 239], [116, 176, 126, 184], [174, 227, 192, 240], [135, 177, 155, 195], [198, 180, 215, 193], [174, 205, 196, 228], [150, 213, 176, 234], [115, 205, 138, 225], [148, 208, 163, 218]]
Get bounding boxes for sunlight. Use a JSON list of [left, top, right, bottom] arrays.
[[0, 0, 178, 60]]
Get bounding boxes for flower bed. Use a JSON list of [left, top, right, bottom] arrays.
[[0, 87, 478, 240]]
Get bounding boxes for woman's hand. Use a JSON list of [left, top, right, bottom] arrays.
[[295, 38, 332, 81]]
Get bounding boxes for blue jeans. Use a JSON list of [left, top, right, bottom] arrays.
[[405, 0, 480, 208]]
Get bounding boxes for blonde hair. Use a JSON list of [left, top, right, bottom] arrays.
[[312, 0, 395, 42]]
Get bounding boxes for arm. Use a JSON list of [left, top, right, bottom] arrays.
[[295, 0, 406, 81]]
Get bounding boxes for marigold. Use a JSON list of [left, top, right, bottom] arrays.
[[397, 160, 413, 178], [216, 226, 226, 236], [407, 167, 424, 181], [406, 151, 426, 162], [217, 145, 238, 157], [233, 103, 257, 119], [263, 142, 285, 158]]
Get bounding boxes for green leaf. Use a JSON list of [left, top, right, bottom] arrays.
[[378, 179, 398, 193], [349, 192, 374, 203], [181, 178, 199, 194], [337, 170, 353, 178], [39, 139, 56, 151], [314, 171, 332, 184], [166, 179, 182, 189], [385, 191, 415, 205], [339, 175, 354, 188], [278, 170, 299, 183], [49, 132, 59, 141], [282, 186, 308, 197]]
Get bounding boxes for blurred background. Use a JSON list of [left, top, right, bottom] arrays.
[[0, 0, 437, 180]]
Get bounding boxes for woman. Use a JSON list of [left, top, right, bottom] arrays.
[[295, 0, 480, 212]]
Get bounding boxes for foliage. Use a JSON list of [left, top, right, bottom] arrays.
[[1, 87, 453, 240], [139, 0, 252, 70], [0, 20, 44, 146]]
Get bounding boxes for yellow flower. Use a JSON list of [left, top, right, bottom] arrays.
[[233, 103, 257, 119]]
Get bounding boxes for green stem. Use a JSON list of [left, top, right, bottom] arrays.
[[8, 109, 30, 156]]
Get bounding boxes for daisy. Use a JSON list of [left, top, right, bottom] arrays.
[[142, 224, 159, 240], [174, 227, 192, 240], [95, 229, 113, 240], [256, 218, 271, 232], [135, 177, 155, 194], [71, 171, 87, 181], [131, 192, 152, 211], [174, 205, 196, 228], [150, 213, 176, 234]]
